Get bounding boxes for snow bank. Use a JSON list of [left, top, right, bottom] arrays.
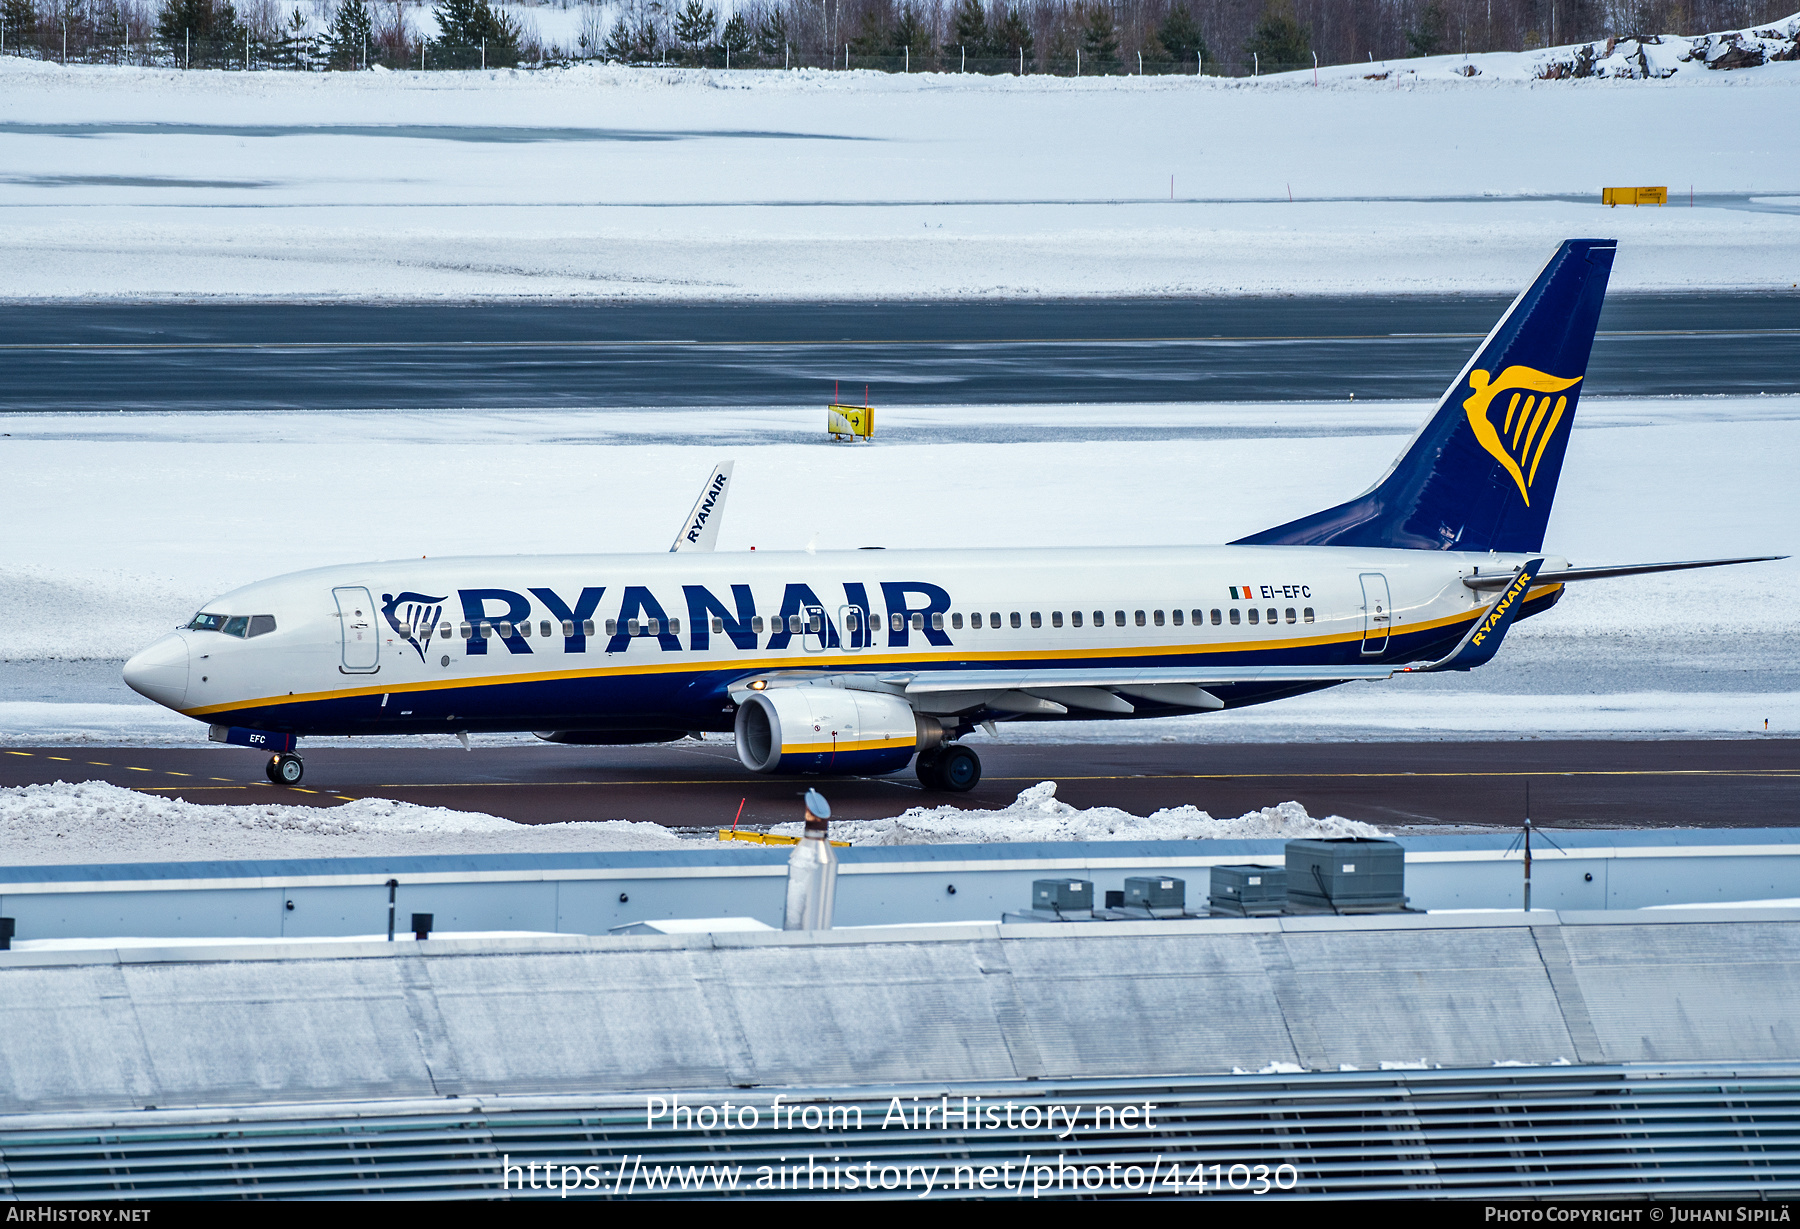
[[0, 779, 685, 864], [770, 781, 1386, 846]]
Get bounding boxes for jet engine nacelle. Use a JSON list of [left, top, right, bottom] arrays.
[[735, 686, 942, 775]]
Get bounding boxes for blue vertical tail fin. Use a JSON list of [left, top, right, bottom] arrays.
[[1235, 239, 1616, 553]]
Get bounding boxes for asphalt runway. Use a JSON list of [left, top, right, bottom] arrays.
[[5, 739, 1794, 832], [3, 293, 1797, 411]]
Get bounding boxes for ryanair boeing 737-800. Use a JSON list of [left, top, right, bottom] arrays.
[[122, 240, 1780, 790]]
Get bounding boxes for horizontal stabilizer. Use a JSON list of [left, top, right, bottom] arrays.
[[1410, 558, 1543, 673], [1465, 554, 1786, 591]]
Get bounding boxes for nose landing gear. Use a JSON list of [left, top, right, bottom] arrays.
[[915, 743, 981, 792], [266, 753, 305, 786]]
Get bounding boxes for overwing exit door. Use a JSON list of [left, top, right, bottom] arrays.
[[1359, 573, 1391, 654]]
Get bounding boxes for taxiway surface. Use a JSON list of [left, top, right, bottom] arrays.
[[3, 739, 1793, 831], [3, 293, 1797, 411]]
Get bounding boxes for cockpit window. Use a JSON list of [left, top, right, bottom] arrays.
[[223, 616, 250, 638], [247, 615, 277, 638], [188, 613, 227, 632]]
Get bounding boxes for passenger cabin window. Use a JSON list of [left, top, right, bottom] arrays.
[[1247, 609, 1258, 625], [1171, 610, 1183, 627], [1267, 608, 1278, 624], [1071, 611, 1083, 628], [990, 611, 1001, 628], [561, 620, 574, 637], [1135, 610, 1146, 627], [248, 615, 277, 638], [1030, 612, 1042, 629], [438, 622, 451, 639], [460, 622, 472, 639], [1285, 608, 1297, 624], [1303, 608, 1315, 623], [1153, 610, 1165, 627], [751, 616, 764, 633], [911, 613, 925, 631], [669, 618, 681, 635], [542, 620, 554, 638], [1114, 611, 1126, 627], [518, 621, 531, 638], [972, 612, 983, 629], [605, 619, 618, 636], [626, 620, 640, 635], [1210, 609, 1222, 626], [891, 613, 905, 632], [932, 612, 945, 631], [951, 613, 963, 630], [582, 620, 595, 636], [188, 612, 227, 632], [1229, 609, 1241, 625], [790, 614, 803, 634], [1052, 611, 1063, 628], [1010, 612, 1021, 629], [500, 621, 516, 637], [712, 617, 725, 634], [1094, 611, 1105, 627]]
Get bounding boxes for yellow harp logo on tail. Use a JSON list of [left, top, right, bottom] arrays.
[[1461, 366, 1583, 505]]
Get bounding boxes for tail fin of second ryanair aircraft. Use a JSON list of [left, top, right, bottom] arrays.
[[1235, 239, 1616, 553]]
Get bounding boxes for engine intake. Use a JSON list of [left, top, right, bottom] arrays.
[[735, 687, 940, 775]]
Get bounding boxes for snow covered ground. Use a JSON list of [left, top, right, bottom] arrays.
[[0, 779, 1378, 862], [2, 45, 1798, 299], [2, 394, 1793, 746]]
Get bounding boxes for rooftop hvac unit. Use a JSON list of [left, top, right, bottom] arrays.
[[1124, 875, 1187, 917], [1002, 879, 1097, 921], [1209, 865, 1287, 917], [1284, 837, 1409, 913]]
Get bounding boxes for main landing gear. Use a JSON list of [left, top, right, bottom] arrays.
[[266, 753, 305, 786], [916, 744, 981, 793]]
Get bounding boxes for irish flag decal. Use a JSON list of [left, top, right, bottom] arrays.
[[1228, 585, 1254, 600]]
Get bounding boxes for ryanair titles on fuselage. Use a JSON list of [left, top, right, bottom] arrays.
[[386, 580, 959, 660]]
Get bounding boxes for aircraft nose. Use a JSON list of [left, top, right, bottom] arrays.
[[123, 633, 190, 710]]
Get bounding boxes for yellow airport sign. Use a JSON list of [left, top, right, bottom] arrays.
[[828, 403, 874, 440], [1602, 186, 1667, 207]]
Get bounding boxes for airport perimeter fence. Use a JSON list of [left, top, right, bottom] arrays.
[[0, 35, 1246, 74]]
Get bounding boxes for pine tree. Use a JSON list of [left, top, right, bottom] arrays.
[[1154, 3, 1208, 68], [1078, 1, 1117, 69], [1244, 2, 1309, 71], [325, 0, 370, 67], [720, 10, 748, 59], [603, 10, 659, 61], [754, 4, 784, 60], [671, 0, 713, 58], [951, 0, 989, 56], [431, 0, 520, 66], [991, 3, 1032, 67], [893, 1, 929, 63], [277, 3, 314, 67], [1405, 0, 1448, 55], [848, 6, 892, 56], [2, 0, 39, 50]]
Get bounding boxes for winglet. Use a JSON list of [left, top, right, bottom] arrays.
[[1409, 558, 1545, 673], [670, 462, 734, 553]]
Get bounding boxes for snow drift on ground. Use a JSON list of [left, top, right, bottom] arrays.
[[770, 781, 1387, 845], [0, 778, 1381, 862], [0, 779, 685, 862], [2, 29, 1797, 300]]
